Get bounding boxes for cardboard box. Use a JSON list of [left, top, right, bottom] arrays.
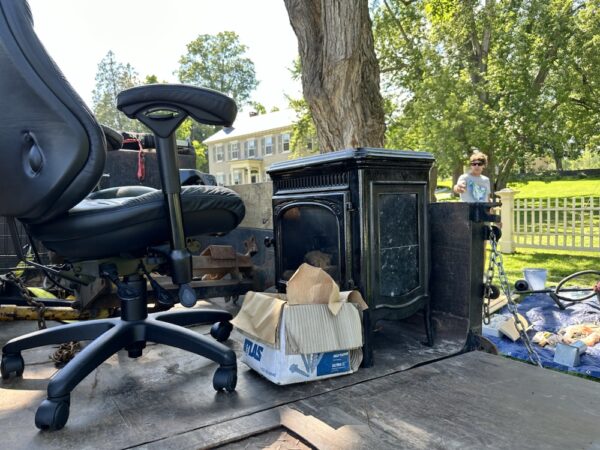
[[236, 302, 363, 385], [232, 264, 368, 385]]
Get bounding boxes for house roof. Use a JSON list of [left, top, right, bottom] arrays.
[[203, 109, 297, 144]]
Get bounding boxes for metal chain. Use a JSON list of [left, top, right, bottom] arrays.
[[4, 272, 81, 365], [488, 226, 543, 368], [483, 245, 495, 325], [50, 341, 81, 367], [5, 271, 47, 330]]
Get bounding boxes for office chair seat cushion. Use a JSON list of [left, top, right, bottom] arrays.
[[27, 185, 245, 260]]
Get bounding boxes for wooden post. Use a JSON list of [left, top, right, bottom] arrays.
[[496, 188, 518, 254]]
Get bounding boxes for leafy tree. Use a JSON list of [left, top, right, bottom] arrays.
[[177, 31, 258, 167], [177, 31, 258, 108], [92, 51, 145, 132], [374, 0, 600, 189]]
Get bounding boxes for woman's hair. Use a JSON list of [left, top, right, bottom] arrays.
[[469, 152, 488, 165]]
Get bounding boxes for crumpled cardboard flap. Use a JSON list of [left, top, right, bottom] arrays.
[[287, 263, 342, 315], [231, 291, 285, 345], [284, 303, 363, 355], [339, 290, 368, 311]]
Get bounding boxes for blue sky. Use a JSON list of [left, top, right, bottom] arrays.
[[28, 0, 301, 112]]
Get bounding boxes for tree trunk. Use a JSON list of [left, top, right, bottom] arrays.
[[284, 0, 386, 151], [553, 152, 564, 171], [494, 158, 516, 192], [451, 161, 464, 198], [429, 163, 438, 202]]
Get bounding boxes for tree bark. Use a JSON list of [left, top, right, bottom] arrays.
[[284, 0, 386, 151]]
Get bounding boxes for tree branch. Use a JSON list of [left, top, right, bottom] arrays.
[[382, 0, 424, 79]]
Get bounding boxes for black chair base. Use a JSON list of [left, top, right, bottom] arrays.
[[1, 306, 237, 431]]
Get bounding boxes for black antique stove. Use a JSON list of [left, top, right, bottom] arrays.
[[267, 148, 435, 364]]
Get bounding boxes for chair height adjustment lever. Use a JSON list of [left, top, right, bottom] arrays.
[[141, 267, 176, 307]]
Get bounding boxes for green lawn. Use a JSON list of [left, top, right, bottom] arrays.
[[509, 178, 600, 198], [437, 176, 600, 200], [492, 247, 600, 287]]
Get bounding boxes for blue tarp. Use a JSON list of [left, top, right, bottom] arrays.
[[486, 294, 600, 378]]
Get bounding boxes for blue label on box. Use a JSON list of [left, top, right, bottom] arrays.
[[316, 351, 350, 376], [243, 338, 264, 362]]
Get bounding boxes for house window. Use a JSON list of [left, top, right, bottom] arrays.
[[264, 136, 273, 155], [282, 133, 290, 152], [216, 145, 224, 162], [250, 170, 259, 183], [216, 173, 225, 186], [231, 142, 239, 160], [232, 170, 242, 185], [247, 139, 256, 158]]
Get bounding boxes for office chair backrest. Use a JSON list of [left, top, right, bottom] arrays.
[[0, 0, 106, 223]]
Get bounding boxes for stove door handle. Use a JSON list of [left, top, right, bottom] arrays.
[[264, 236, 275, 248]]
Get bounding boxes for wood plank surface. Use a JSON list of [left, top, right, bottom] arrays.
[[139, 351, 600, 450], [0, 307, 465, 450]]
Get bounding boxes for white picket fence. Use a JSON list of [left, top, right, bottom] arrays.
[[497, 190, 600, 253]]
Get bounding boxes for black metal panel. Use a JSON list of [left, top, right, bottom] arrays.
[[429, 202, 489, 335]]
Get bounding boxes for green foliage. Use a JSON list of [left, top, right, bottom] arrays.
[[288, 96, 319, 157], [287, 58, 318, 156], [193, 140, 208, 172], [92, 51, 146, 132], [177, 31, 258, 107], [564, 149, 600, 170], [249, 102, 267, 115], [176, 117, 215, 166], [373, 0, 600, 187]]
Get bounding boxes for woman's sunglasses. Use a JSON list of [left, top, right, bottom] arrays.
[[470, 161, 484, 166]]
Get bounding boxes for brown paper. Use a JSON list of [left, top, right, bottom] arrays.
[[339, 290, 369, 311], [230, 291, 286, 345], [200, 245, 236, 260], [286, 263, 342, 315]]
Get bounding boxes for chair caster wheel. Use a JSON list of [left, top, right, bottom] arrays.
[[35, 396, 70, 431], [1, 353, 25, 379], [210, 321, 233, 342], [213, 367, 237, 392]]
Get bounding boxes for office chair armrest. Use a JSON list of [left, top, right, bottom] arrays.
[[115, 84, 238, 307], [117, 84, 237, 137]]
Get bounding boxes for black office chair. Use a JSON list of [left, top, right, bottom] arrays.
[[0, 0, 244, 431]]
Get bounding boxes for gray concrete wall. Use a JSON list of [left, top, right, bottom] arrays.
[[230, 182, 274, 230]]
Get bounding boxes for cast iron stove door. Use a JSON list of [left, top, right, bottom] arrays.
[[369, 182, 429, 320], [274, 193, 350, 290]]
